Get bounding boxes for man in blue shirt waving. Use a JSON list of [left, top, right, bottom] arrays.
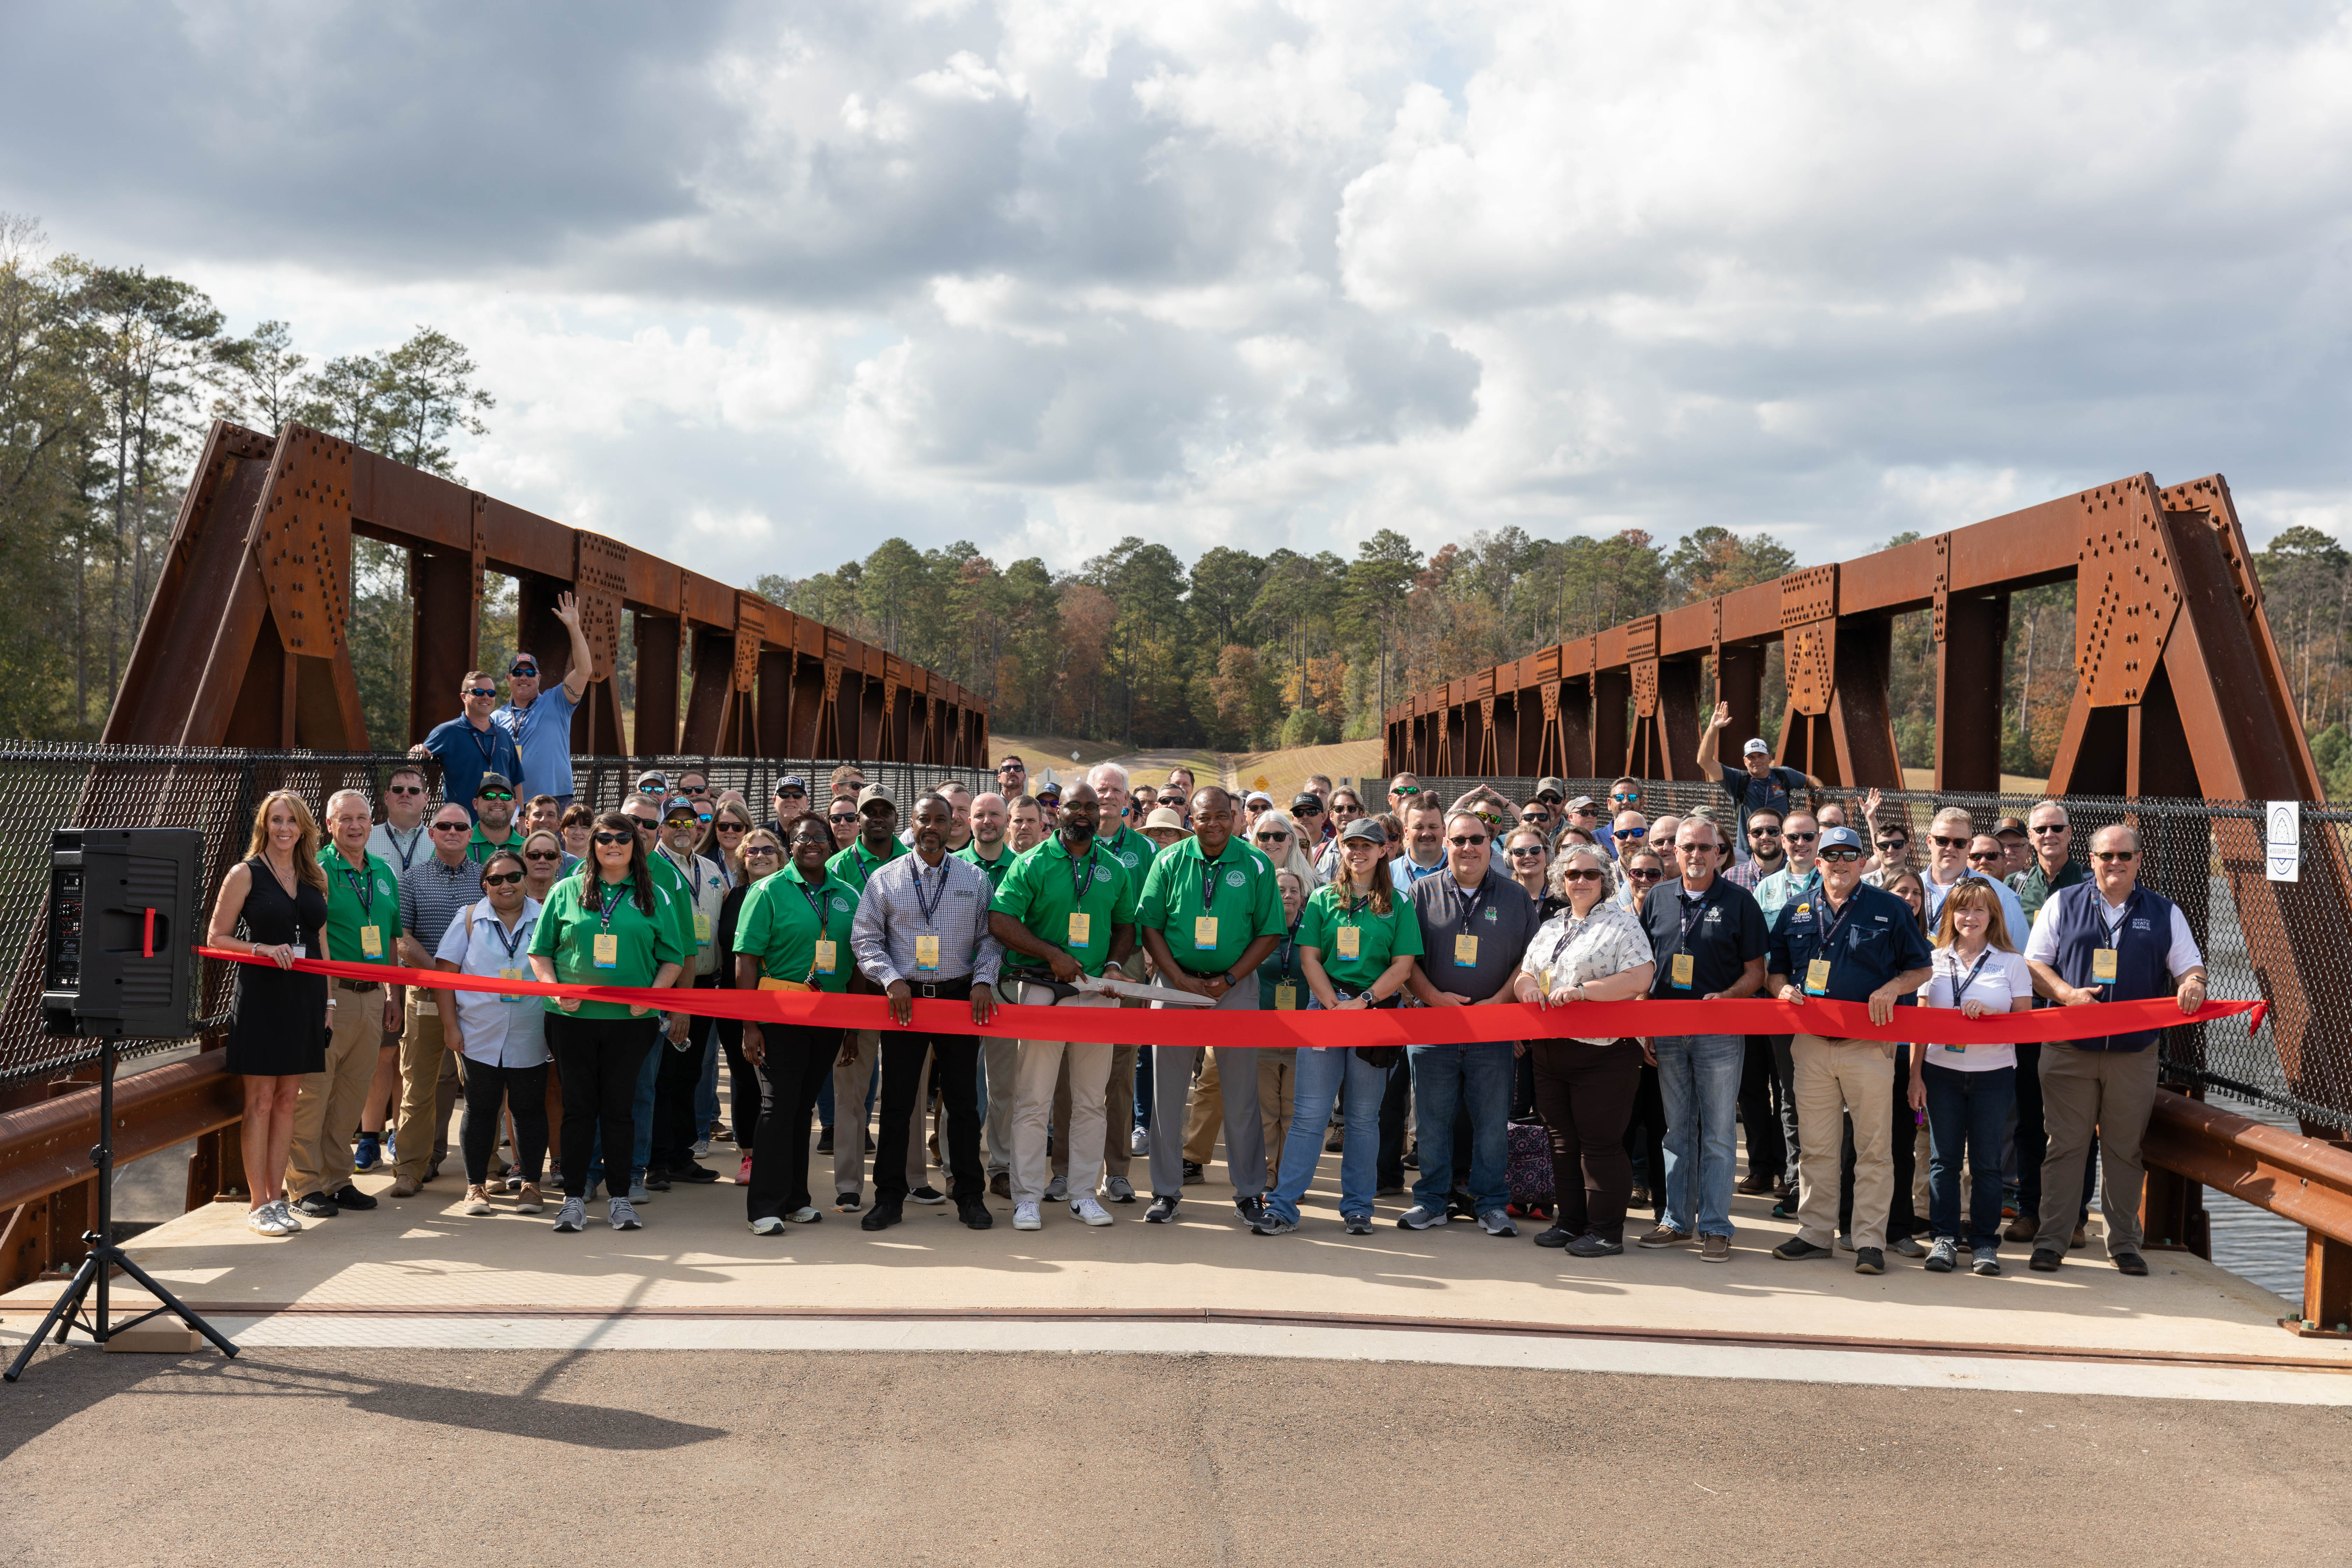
[[1697, 701, 1820, 865], [492, 590, 595, 807]]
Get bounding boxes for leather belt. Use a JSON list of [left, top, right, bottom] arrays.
[[911, 977, 973, 998], [335, 978, 382, 994]]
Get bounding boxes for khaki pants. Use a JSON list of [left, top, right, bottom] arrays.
[[985, 1038, 1020, 1175], [1792, 1032, 1897, 1252], [1257, 1049, 1294, 1166], [397, 994, 464, 1184], [1184, 1050, 1224, 1163], [1056, 1044, 1136, 1183], [285, 982, 384, 1199], [831, 1029, 930, 1197], [2036, 1044, 2160, 1258], [1013, 1035, 1113, 1205]]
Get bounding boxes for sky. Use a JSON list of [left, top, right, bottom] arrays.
[[6, 2, 2350, 585]]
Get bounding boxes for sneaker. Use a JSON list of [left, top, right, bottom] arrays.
[[383, 1130, 397, 1165], [292, 1191, 339, 1219], [609, 1197, 641, 1231], [390, 1175, 422, 1198], [503, 1174, 525, 1195], [1072, 1197, 1114, 1227], [642, 1171, 671, 1193], [1835, 1232, 1854, 1253], [669, 1161, 720, 1185], [1699, 1234, 1731, 1263], [1014, 1201, 1043, 1231], [750, 1215, 785, 1236], [1534, 1224, 1575, 1249], [1375, 1182, 1405, 1197], [246, 1204, 293, 1236], [1772, 1237, 1834, 1261], [462, 1185, 493, 1216], [352, 1134, 381, 1171], [1344, 1214, 1373, 1236], [816, 1128, 835, 1154], [836, 1190, 862, 1212], [1250, 1212, 1298, 1236], [325, 1184, 377, 1211], [1234, 1195, 1267, 1226], [271, 1198, 304, 1232], [2003, 1213, 2036, 1243], [1925, 1238, 1958, 1272], [552, 1196, 586, 1232], [1634, 1225, 1692, 1248], [1396, 1205, 1447, 1230], [786, 1206, 820, 1224], [1045, 1175, 1069, 1202], [2112, 1251, 2149, 1276], [1145, 1195, 1180, 1224], [1890, 1234, 1926, 1259], [629, 1179, 652, 1203], [1130, 1126, 1149, 1155], [910, 1185, 947, 1205], [1569, 1233, 1626, 1258], [1853, 1247, 1884, 1274], [1972, 1247, 2002, 1276], [513, 1184, 544, 1214], [2070, 1223, 2087, 1250], [989, 1171, 1011, 1198], [1182, 1161, 1204, 1185], [859, 1200, 903, 1232], [1479, 1209, 1517, 1238], [737, 1154, 753, 1184], [1325, 1131, 1344, 1153], [957, 1196, 993, 1230], [2029, 1247, 2063, 1272], [1403, 1144, 1420, 1170], [1105, 1175, 1136, 1204], [693, 1139, 712, 1158]]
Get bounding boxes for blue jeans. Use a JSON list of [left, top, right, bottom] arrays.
[[1406, 1041, 1514, 1216], [587, 1036, 661, 1188], [1267, 1035, 1387, 1225], [1924, 1060, 2014, 1251], [1654, 1034, 1743, 1239], [693, 1021, 721, 1137]]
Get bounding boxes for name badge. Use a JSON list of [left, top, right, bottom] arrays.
[[1336, 925, 1361, 960], [1275, 983, 1298, 1010], [290, 944, 306, 959], [359, 925, 383, 958], [1454, 934, 1478, 967], [1805, 958, 1832, 995], [498, 966, 526, 1002], [1671, 952, 1694, 988], [694, 911, 712, 945], [592, 933, 619, 969], [2092, 948, 2118, 983], [1068, 912, 1092, 947], [1193, 916, 1218, 951], [814, 939, 838, 975], [915, 934, 941, 971]]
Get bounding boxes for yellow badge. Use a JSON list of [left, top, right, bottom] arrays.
[[1336, 925, 1361, 960], [1671, 952, 1694, 988], [694, 911, 713, 944], [1275, 983, 1298, 1010], [1454, 934, 1479, 967], [592, 932, 619, 968], [1068, 912, 1092, 947], [498, 965, 526, 1002], [1193, 915, 1218, 950], [359, 925, 383, 958], [814, 939, 837, 975], [2092, 947, 2118, 983], [915, 934, 941, 971], [1805, 958, 1832, 995]]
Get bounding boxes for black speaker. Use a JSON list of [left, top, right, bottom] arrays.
[[42, 827, 203, 1041]]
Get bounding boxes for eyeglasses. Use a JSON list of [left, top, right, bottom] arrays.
[[1569, 807, 1597, 817], [478, 789, 513, 802], [638, 780, 666, 794], [592, 831, 634, 846], [1967, 849, 2005, 864], [466, 686, 497, 699], [1820, 847, 1864, 862], [482, 871, 524, 887], [524, 849, 562, 862], [431, 820, 470, 833], [1561, 867, 1605, 882], [2093, 850, 2137, 863], [1446, 834, 1489, 847], [1628, 866, 1664, 881], [1930, 834, 1969, 848], [1295, 805, 1323, 817], [1784, 831, 1816, 844], [387, 784, 425, 796], [828, 812, 859, 825], [2030, 823, 2069, 835], [1507, 845, 1547, 860], [744, 846, 782, 859]]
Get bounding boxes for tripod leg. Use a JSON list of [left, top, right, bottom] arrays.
[[3, 1251, 101, 1382], [108, 1252, 240, 1359]]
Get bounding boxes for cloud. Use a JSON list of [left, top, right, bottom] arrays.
[[4, 0, 2348, 583]]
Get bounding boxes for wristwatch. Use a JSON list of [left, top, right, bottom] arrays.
[[1220, 969, 1240, 989]]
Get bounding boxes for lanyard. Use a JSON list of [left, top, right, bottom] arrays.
[[1065, 840, 1099, 903], [1200, 847, 1230, 912], [1675, 884, 1714, 948], [1273, 911, 1304, 983], [383, 825, 424, 872], [595, 878, 630, 934], [1952, 947, 1994, 1004], [481, 906, 534, 964], [1451, 877, 1488, 935], [2101, 896, 2130, 946], [912, 858, 948, 927], [795, 875, 831, 943], [336, 856, 376, 916], [1814, 890, 1860, 960], [658, 846, 699, 893], [466, 722, 497, 767]]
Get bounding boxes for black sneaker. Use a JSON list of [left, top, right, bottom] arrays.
[[1145, 1195, 1180, 1224], [1853, 1247, 1885, 1275], [641, 1171, 672, 1193], [957, 1196, 993, 1230], [1772, 1237, 1835, 1261], [668, 1162, 720, 1185], [1566, 1233, 1624, 1258], [291, 1191, 338, 1218], [1344, 1214, 1372, 1236], [836, 1190, 862, 1212], [816, 1128, 835, 1154], [2112, 1252, 2148, 1276], [909, 1185, 947, 1205], [2029, 1247, 2063, 1273], [1182, 1161, 1204, 1185], [1533, 1224, 1574, 1249], [325, 1184, 377, 1211], [859, 1200, 903, 1232], [1234, 1195, 1266, 1225]]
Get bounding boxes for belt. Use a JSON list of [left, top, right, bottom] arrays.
[[336, 978, 382, 994], [909, 976, 973, 998]]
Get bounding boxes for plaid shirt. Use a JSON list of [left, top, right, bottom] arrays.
[[400, 854, 485, 955], [849, 849, 1003, 990]]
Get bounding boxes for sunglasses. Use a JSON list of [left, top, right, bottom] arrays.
[[478, 789, 513, 802], [1820, 848, 1864, 862], [775, 789, 806, 800], [1447, 834, 1490, 847], [716, 821, 747, 833], [1562, 867, 1605, 882], [1618, 826, 1646, 839], [626, 817, 660, 831], [664, 813, 698, 825], [1570, 807, 1597, 817], [482, 871, 524, 887], [1784, 831, 1816, 844], [1535, 793, 1563, 805], [1610, 792, 1639, 803], [592, 831, 634, 846], [1393, 785, 1421, 797], [638, 782, 666, 794], [1680, 843, 1719, 854], [1930, 834, 1969, 848], [828, 812, 859, 825], [431, 818, 471, 833], [1628, 867, 1664, 881], [2030, 823, 2069, 835], [744, 846, 782, 859], [387, 784, 426, 796], [1875, 839, 1907, 851], [1255, 831, 1290, 842], [1967, 850, 2005, 864], [466, 687, 497, 699], [509, 665, 537, 678], [1295, 805, 1323, 817], [1507, 845, 1547, 859], [2093, 850, 2137, 863], [1749, 825, 1782, 837], [524, 849, 562, 862], [679, 785, 708, 798], [1521, 812, 1548, 823]]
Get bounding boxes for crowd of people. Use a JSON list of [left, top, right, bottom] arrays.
[[205, 669, 2209, 1282]]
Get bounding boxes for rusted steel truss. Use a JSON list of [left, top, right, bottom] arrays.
[[104, 420, 988, 764]]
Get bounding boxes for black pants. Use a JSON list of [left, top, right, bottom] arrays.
[[873, 983, 982, 1207], [1738, 1036, 1786, 1181], [460, 1058, 548, 1186], [747, 1024, 840, 1220], [1377, 1055, 1410, 1189], [549, 1014, 657, 1200], [1622, 1059, 1667, 1219], [1769, 1035, 1801, 1190], [2014, 1041, 2097, 1223], [717, 1016, 760, 1152], [1531, 1038, 1643, 1243], [649, 978, 720, 1172]]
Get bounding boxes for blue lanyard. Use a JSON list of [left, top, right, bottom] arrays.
[[912, 859, 948, 927], [482, 908, 533, 964]]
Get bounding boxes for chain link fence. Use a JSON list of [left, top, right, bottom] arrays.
[[0, 743, 995, 1087], [1406, 774, 2352, 1133]]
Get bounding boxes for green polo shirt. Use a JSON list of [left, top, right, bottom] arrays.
[[317, 844, 400, 966], [734, 864, 859, 992], [2010, 858, 2089, 923], [1136, 834, 1285, 977], [530, 873, 690, 1020], [1296, 881, 1424, 994], [828, 835, 908, 895], [990, 832, 1139, 979], [1097, 824, 1158, 883], [955, 839, 1020, 894], [464, 825, 524, 866], [645, 847, 698, 955]]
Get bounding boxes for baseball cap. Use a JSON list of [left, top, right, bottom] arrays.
[[1817, 825, 1864, 854], [1565, 795, 1596, 813], [636, 769, 670, 790], [1246, 790, 1274, 807], [662, 797, 699, 821], [1536, 777, 1569, 799], [1340, 818, 1389, 846], [1034, 780, 1063, 800], [774, 774, 808, 795], [1291, 792, 1324, 813], [855, 783, 896, 812], [1994, 815, 2029, 838], [1742, 738, 1770, 757], [475, 771, 513, 796]]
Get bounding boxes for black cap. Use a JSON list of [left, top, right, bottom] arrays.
[[1340, 818, 1388, 846]]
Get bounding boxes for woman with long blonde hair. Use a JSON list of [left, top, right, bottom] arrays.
[[206, 790, 332, 1236], [1908, 877, 2032, 1277]]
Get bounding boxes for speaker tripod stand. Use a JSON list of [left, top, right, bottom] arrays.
[[5, 1033, 238, 1382]]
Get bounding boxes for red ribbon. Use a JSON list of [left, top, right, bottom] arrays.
[[202, 946, 2260, 1049]]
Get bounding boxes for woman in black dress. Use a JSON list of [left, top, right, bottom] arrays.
[[206, 789, 332, 1237]]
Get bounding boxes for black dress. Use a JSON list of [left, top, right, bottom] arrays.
[[224, 854, 330, 1077]]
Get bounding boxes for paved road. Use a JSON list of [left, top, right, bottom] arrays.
[[2, 1346, 2343, 1565]]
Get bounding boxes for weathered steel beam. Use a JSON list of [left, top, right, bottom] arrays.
[[0, 1054, 243, 1216]]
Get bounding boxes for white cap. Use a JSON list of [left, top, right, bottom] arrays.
[[1742, 737, 1771, 756]]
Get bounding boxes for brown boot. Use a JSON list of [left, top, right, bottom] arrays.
[[2003, 1213, 2036, 1243]]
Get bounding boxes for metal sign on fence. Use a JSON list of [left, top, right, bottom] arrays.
[[2269, 800, 2301, 883]]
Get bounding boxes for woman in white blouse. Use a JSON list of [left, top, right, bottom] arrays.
[[1906, 878, 2033, 1277], [1510, 844, 1656, 1256]]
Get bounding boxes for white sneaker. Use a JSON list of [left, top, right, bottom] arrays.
[[1013, 1201, 1043, 1231], [246, 1204, 292, 1237], [749, 1215, 785, 1236], [1130, 1126, 1150, 1156], [693, 1139, 712, 1158], [1045, 1175, 1069, 1202], [1071, 1196, 1114, 1227], [272, 1198, 303, 1232]]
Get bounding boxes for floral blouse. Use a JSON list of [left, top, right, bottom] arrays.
[[1519, 900, 1655, 1045]]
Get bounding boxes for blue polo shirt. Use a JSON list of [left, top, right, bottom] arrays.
[[1768, 881, 1934, 1006], [420, 716, 521, 821], [492, 685, 581, 799]]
